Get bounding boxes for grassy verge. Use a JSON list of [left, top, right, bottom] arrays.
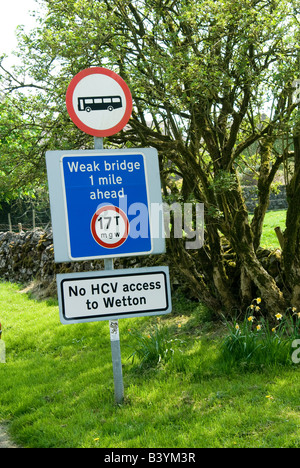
[[0, 282, 299, 448], [254, 209, 286, 249]]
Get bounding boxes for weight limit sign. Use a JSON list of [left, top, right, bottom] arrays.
[[91, 205, 129, 249]]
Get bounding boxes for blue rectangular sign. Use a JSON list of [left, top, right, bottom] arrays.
[[46, 149, 165, 262], [62, 153, 151, 259]]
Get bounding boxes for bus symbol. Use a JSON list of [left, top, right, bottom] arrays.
[[78, 96, 123, 112]]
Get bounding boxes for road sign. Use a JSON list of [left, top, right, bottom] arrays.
[[57, 267, 172, 324], [66, 67, 133, 137], [91, 205, 129, 249], [46, 148, 165, 262]]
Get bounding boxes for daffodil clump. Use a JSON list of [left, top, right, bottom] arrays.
[[221, 299, 300, 368]]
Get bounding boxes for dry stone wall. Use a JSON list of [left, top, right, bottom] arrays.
[[0, 227, 285, 303], [0, 228, 170, 298], [0, 229, 106, 296], [243, 185, 288, 213], [0, 229, 50, 283]]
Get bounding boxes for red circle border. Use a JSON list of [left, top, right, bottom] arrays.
[[66, 67, 133, 137], [91, 205, 129, 249]]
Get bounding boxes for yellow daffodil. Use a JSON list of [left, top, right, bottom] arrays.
[[255, 306, 260, 312], [235, 324, 240, 330], [248, 316, 254, 322], [256, 298, 262, 304], [250, 305, 254, 310], [256, 325, 262, 331], [275, 313, 283, 321], [272, 328, 276, 333], [292, 308, 300, 318]]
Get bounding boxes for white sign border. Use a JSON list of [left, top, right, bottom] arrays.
[[57, 266, 172, 324]]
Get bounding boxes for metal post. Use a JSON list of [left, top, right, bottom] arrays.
[[94, 137, 124, 404], [105, 259, 124, 404], [94, 136, 104, 150], [109, 320, 124, 404]]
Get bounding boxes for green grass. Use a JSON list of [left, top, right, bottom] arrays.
[[254, 209, 286, 249], [0, 282, 300, 448]]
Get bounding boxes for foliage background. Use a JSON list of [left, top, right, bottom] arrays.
[[1, 0, 300, 316]]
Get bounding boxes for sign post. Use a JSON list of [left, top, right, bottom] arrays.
[[46, 67, 172, 404], [109, 318, 124, 404], [95, 132, 124, 404], [104, 258, 124, 405], [94, 136, 104, 150], [94, 133, 124, 403]]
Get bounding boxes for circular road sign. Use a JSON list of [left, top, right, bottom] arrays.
[[91, 205, 129, 249], [66, 67, 133, 137]]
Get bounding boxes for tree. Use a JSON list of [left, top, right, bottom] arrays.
[[1, 0, 299, 316]]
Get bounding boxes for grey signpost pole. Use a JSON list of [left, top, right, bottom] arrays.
[[105, 256, 124, 405], [94, 137, 124, 404], [94, 136, 104, 151]]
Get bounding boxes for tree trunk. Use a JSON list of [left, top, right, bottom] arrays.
[[240, 266, 253, 308], [239, 245, 286, 315], [221, 179, 287, 316], [206, 224, 238, 312], [168, 236, 223, 315], [283, 131, 300, 307]]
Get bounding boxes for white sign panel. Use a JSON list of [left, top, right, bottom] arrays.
[[57, 267, 172, 325]]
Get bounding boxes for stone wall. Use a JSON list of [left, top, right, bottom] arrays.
[[0, 228, 168, 298], [243, 185, 288, 213], [0, 229, 106, 297], [0, 229, 51, 284], [0, 226, 284, 301]]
